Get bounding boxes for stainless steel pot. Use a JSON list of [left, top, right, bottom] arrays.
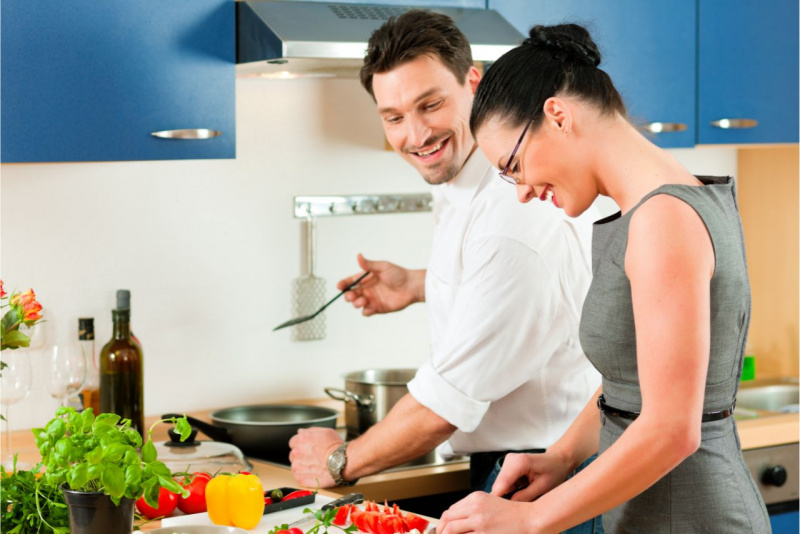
[[163, 404, 338, 462], [325, 368, 417, 438]]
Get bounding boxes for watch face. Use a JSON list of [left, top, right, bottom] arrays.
[[328, 451, 345, 472]]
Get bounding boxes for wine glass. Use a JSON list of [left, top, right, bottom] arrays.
[[43, 344, 86, 407], [1, 349, 33, 469]]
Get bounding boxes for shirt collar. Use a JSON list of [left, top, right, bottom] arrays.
[[433, 147, 494, 210]]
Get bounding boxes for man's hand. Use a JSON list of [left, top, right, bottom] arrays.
[[490, 451, 572, 502], [288, 428, 343, 488], [338, 254, 425, 316]]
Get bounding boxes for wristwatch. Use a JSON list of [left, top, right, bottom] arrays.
[[327, 442, 358, 486]]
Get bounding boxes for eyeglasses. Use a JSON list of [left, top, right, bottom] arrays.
[[498, 119, 534, 185]]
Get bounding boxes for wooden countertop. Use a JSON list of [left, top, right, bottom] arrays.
[[4, 399, 796, 531]]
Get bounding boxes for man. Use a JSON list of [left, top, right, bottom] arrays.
[[288, 10, 600, 521]]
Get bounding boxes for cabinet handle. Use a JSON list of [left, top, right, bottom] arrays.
[[151, 129, 222, 139], [641, 122, 688, 133], [710, 118, 758, 129]]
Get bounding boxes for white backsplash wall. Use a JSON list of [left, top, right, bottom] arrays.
[[0, 77, 737, 431]]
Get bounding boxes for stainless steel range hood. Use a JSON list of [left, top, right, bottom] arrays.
[[236, 1, 524, 78]]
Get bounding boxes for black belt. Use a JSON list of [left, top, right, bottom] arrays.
[[597, 394, 734, 422]]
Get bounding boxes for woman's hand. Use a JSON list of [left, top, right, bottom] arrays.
[[337, 253, 425, 316], [490, 451, 573, 502], [437, 492, 539, 534]]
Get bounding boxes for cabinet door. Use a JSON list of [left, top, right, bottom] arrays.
[[698, 0, 799, 144], [277, 0, 484, 6], [1, 0, 235, 163], [488, 1, 696, 148], [770, 510, 799, 534]]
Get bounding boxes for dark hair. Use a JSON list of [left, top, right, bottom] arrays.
[[470, 24, 626, 134], [360, 10, 473, 98]]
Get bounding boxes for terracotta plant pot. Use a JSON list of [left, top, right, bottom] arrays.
[[62, 488, 135, 534]]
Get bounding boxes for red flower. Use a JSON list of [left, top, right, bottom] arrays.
[[10, 289, 43, 325], [0, 280, 5, 298], [21, 300, 43, 324]]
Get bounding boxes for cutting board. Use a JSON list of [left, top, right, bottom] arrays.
[[162, 495, 353, 533]]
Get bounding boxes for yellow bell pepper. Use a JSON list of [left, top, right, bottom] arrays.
[[206, 475, 233, 526], [205, 474, 265, 530]]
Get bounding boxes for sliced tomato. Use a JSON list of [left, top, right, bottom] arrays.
[[350, 505, 364, 526], [359, 510, 385, 533], [353, 509, 369, 532], [332, 503, 351, 526], [405, 511, 430, 532], [382, 514, 408, 534]]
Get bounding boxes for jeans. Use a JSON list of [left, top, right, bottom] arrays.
[[480, 453, 603, 534]]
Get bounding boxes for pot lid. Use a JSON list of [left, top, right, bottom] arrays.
[[154, 438, 253, 474]]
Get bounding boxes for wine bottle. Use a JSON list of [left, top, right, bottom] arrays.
[[100, 292, 144, 437], [78, 317, 102, 415], [116, 289, 142, 348]]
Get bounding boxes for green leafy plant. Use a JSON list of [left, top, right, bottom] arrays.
[[35, 407, 191, 504], [1, 456, 70, 534], [0, 407, 192, 533]]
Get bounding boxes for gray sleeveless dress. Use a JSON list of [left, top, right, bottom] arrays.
[[579, 176, 771, 533]]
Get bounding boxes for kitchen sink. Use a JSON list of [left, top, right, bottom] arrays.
[[735, 377, 799, 419]]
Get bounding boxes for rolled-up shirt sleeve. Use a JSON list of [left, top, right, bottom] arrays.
[[408, 234, 573, 433]]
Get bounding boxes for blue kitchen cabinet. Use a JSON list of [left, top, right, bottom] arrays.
[[277, 0, 484, 6], [487, 0, 696, 148], [698, 0, 799, 144], [770, 510, 799, 533], [1, 0, 235, 163]]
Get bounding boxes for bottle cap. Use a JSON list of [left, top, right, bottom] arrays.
[[78, 317, 94, 340], [116, 289, 131, 310]]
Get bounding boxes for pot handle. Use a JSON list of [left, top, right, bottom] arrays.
[[162, 413, 231, 443], [324, 388, 376, 411]]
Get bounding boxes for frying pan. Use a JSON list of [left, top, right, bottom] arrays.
[[163, 404, 338, 462]]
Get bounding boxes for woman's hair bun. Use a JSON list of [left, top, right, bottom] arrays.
[[525, 24, 601, 67]]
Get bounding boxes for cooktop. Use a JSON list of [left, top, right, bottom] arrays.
[[250, 427, 469, 473]]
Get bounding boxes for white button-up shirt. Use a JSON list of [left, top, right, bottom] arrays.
[[407, 148, 601, 456]]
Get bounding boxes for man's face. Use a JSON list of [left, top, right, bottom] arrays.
[[372, 54, 480, 185]]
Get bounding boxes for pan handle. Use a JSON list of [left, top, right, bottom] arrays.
[[162, 413, 231, 443], [324, 388, 376, 412]]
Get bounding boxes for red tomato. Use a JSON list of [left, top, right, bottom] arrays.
[[264, 496, 273, 505], [332, 503, 351, 526], [177, 472, 211, 514], [274, 529, 303, 534], [135, 487, 178, 519], [405, 512, 430, 532]]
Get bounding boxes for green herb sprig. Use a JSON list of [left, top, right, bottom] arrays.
[[305, 506, 358, 534], [267, 506, 357, 534]]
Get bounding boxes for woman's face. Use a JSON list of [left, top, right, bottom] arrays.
[[476, 110, 596, 218]]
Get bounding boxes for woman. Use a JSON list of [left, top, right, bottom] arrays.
[[436, 23, 770, 533]]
